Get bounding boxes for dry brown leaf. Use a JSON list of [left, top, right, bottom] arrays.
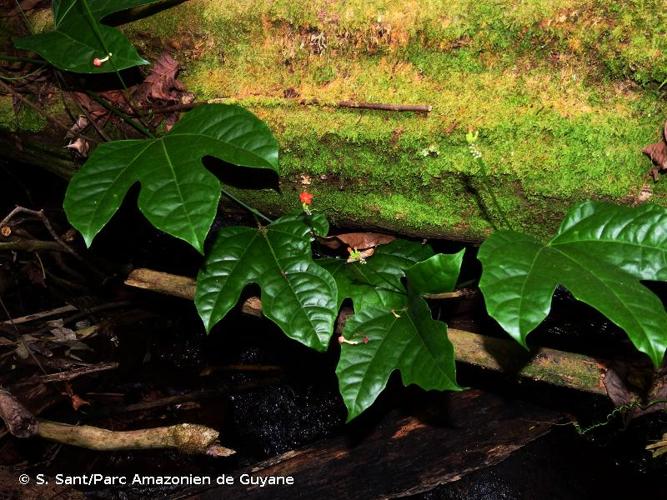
[[70, 394, 90, 411], [319, 232, 396, 251], [136, 52, 186, 103], [642, 120, 667, 181], [65, 137, 90, 158]]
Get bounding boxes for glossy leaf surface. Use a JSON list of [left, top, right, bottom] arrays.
[[195, 213, 337, 352], [323, 241, 463, 419], [337, 291, 461, 421], [406, 250, 466, 294], [478, 201, 667, 366], [64, 104, 278, 251], [15, 0, 161, 73]]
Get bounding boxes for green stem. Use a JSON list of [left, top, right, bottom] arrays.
[[220, 186, 273, 224], [0, 68, 44, 81], [79, 0, 154, 136], [84, 90, 153, 138], [13, 0, 33, 34]]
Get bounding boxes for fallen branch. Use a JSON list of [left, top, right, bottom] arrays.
[[147, 98, 432, 115], [335, 100, 432, 112], [123, 268, 608, 396], [14, 362, 119, 385], [0, 388, 234, 456], [1, 206, 81, 259], [36, 421, 234, 456], [0, 239, 64, 252], [1, 304, 78, 326]]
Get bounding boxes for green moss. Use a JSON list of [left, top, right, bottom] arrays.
[[117, 0, 667, 238], [0, 95, 50, 133]]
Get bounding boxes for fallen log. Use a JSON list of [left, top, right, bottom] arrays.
[[183, 390, 559, 499], [3, 1, 666, 242], [124, 268, 608, 396]]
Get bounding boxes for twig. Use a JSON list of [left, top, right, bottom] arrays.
[[335, 101, 432, 112], [1, 304, 77, 326], [0, 387, 233, 456], [146, 99, 433, 115], [37, 421, 234, 456], [1, 206, 81, 259], [14, 362, 119, 385], [0, 239, 63, 252]]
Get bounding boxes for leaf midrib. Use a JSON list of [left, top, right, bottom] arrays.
[[159, 139, 198, 248], [549, 246, 653, 359], [261, 229, 321, 344]]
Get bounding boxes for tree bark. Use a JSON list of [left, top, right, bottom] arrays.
[[184, 390, 559, 499]]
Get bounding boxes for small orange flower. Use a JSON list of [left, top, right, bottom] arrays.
[[299, 192, 314, 205]]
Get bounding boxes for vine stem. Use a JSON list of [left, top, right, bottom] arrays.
[[220, 186, 273, 224], [84, 90, 153, 138], [79, 0, 155, 138]]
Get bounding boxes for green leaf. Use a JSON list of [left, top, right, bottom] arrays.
[[195, 213, 337, 351], [63, 104, 279, 252], [478, 201, 667, 367], [337, 290, 461, 421], [322, 240, 464, 419], [406, 250, 465, 295], [14, 0, 160, 73], [320, 239, 433, 311]]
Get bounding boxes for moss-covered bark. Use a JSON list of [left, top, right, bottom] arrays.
[[2, 0, 666, 240]]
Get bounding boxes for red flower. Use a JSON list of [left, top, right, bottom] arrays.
[[300, 192, 314, 205], [92, 58, 103, 67]]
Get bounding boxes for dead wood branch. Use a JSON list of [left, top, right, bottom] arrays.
[[1, 304, 78, 326], [123, 268, 607, 396], [36, 421, 234, 456], [147, 98, 432, 115], [0, 388, 234, 456], [0, 239, 64, 252], [1, 206, 81, 258], [0, 387, 38, 438], [13, 362, 119, 385]]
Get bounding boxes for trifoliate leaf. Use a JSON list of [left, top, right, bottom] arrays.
[[195, 213, 337, 351], [15, 0, 160, 73], [63, 104, 278, 252], [478, 201, 667, 367], [337, 290, 461, 421]]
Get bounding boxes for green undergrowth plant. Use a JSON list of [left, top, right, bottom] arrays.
[[12, 0, 667, 420]]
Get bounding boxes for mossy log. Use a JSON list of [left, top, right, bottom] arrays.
[[2, 0, 667, 240]]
